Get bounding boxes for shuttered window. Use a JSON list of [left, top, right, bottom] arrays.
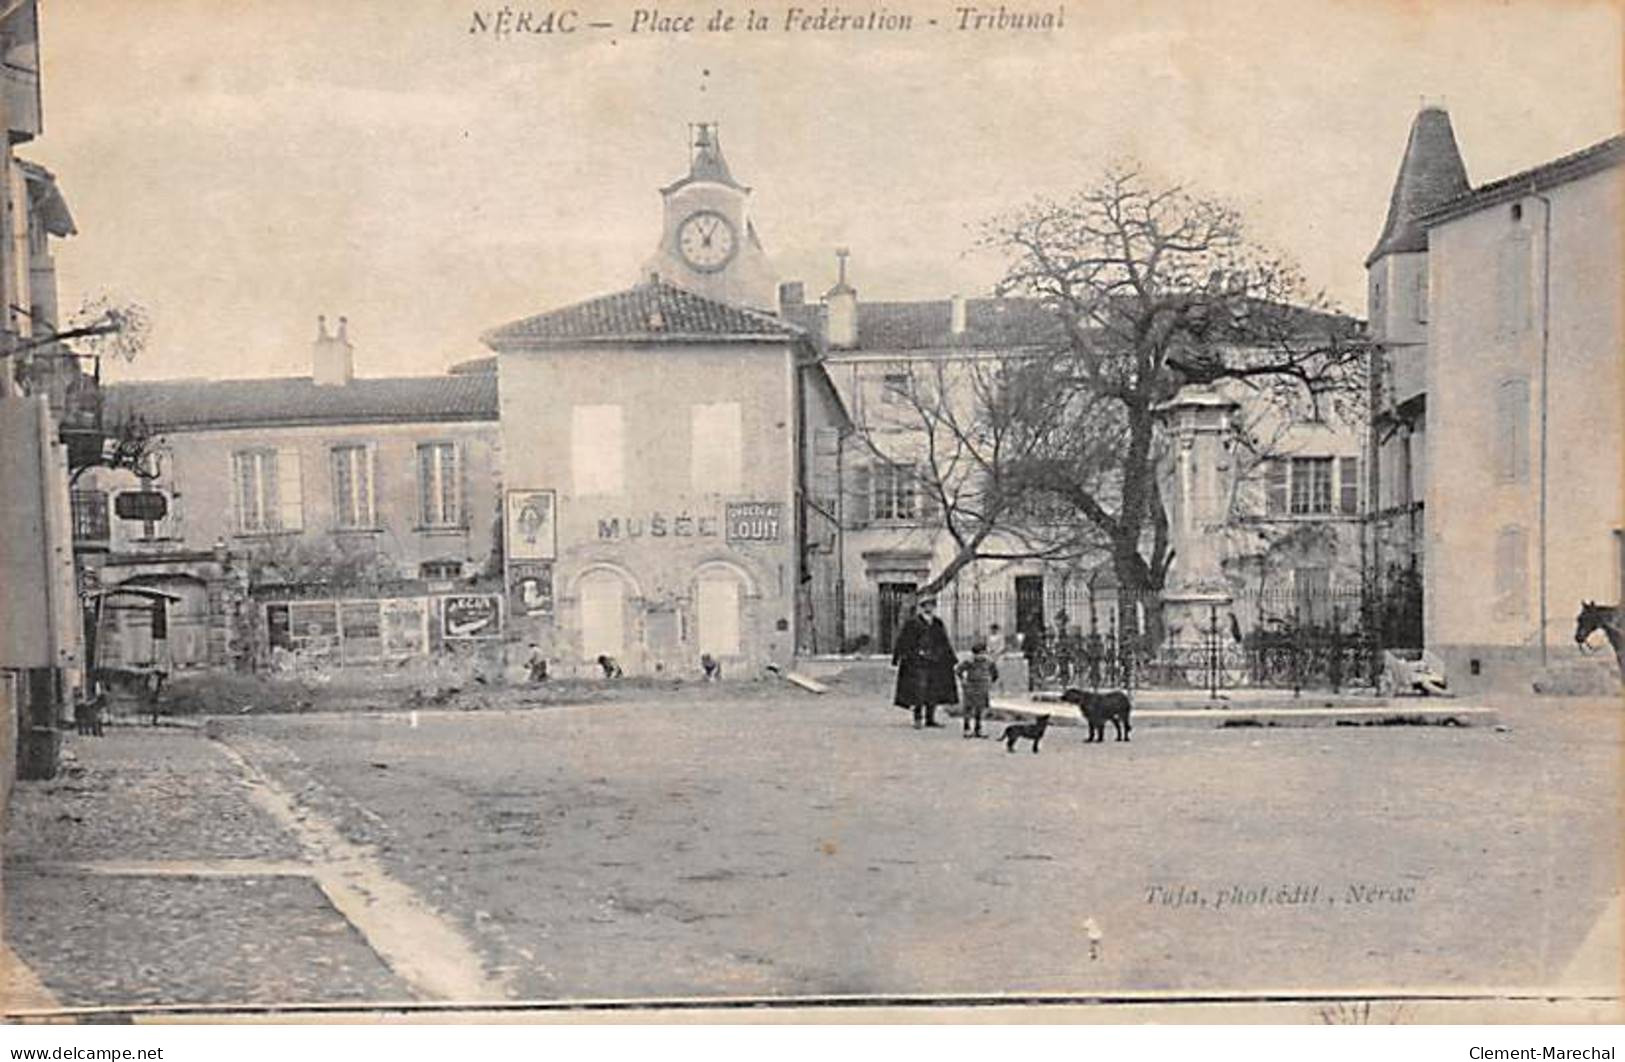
[[691, 402, 743, 493], [233, 449, 302, 533], [417, 443, 462, 527], [1494, 526, 1528, 619], [1496, 378, 1530, 483], [573, 404, 624, 496], [330, 445, 375, 529]]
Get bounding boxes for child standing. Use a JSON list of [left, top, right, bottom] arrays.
[[956, 641, 999, 739]]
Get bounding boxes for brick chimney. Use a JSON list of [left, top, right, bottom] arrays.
[[313, 314, 353, 386], [778, 281, 805, 311], [823, 249, 858, 350], [950, 293, 967, 337]]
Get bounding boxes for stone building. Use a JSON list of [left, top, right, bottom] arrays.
[[84, 321, 502, 672], [781, 259, 1366, 654], [1416, 131, 1622, 690], [1365, 105, 1471, 648], [482, 128, 850, 677]]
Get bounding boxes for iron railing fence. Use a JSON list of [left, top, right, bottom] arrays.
[[801, 585, 1381, 693]]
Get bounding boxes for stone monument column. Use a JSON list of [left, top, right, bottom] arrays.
[[1155, 385, 1241, 644]]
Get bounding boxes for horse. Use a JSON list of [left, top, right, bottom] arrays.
[[1574, 601, 1625, 683]]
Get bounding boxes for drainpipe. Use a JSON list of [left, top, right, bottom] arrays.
[[1533, 188, 1553, 668]]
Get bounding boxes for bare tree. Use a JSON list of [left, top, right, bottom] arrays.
[[856, 352, 1105, 596], [980, 164, 1367, 612]]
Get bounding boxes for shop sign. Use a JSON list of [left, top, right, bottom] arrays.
[[442, 594, 503, 639], [726, 502, 783, 542]]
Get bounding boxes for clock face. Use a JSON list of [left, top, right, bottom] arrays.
[[677, 210, 738, 273]]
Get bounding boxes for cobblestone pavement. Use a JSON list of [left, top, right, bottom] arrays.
[[222, 693, 1621, 1003], [3, 725, 417, 1012], [3, 694, 1619, 1016]]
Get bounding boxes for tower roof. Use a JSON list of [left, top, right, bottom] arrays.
[[1366, 106, 1470, 266], [661, 123, 748, 195]]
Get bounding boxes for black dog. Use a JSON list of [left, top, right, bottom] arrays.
[[76, 693, 105, 737], [596, 654, 624, 679], [1000, 714, 1051, 754], [1063, 688, 1133, 743]]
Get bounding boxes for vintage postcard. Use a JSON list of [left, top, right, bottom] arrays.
[[0, 0, 1620, 1029]]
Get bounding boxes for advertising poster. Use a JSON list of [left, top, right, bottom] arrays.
[[441, 594, 503, 639], [508, 560, 554, 618], [506, 490, 557, 561]]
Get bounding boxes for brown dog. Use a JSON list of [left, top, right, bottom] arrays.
[[1062, 688, 1133, 743]]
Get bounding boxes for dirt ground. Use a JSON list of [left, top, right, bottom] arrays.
[[216, 690, 1622, 1002]]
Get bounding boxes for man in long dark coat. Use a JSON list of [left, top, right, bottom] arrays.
[[892, 597, 959, 729]]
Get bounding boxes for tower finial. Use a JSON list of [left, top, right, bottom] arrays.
[[836, 246, 850, 286]]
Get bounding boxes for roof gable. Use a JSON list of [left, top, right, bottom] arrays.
[[1422, 133, 1625, 227], [483, 279, 802, 349]]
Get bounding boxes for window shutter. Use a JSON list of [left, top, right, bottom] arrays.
[[1266, 460, 1288, 516], [851, 464, 871, 527], [916, 468, 941, 525], [1339, 456, 1359, 515], [231, 452, 248, 532], [276, 449, 303, 531], [364, 444, 377, 526], [456, 442, 469, 529], [417, 444, 434, 525]]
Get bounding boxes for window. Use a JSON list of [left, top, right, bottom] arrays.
[[417, 443, 462, 527], [690, 402, 743, 493], [233, 449, 302, 533], [572, 404, 624, 496], [330, 445, 375, 529], [1496, 378, 1530, 483], [1413, 269, 1428, 324], [872, 462, 918, 522], [1494, 526, 1528, 619], [1266, 456, 1357, 517], [1290, 457, 1334, 515], [71, 490, 109, 543], [880, 371, 911, 405], [420, 560, 463, 581]]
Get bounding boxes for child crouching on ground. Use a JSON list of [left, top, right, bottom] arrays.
[[956, 642, 999, 739]]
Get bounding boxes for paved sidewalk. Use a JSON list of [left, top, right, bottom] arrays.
[[2, 724, 497, 1015]]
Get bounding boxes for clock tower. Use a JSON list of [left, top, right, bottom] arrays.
[[643, 124, 779, 313]]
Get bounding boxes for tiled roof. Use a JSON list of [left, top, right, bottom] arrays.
[[785, 297, 1068, 353], [448, 355, 496, 375], [1367, 107, 1471, 266], [482, 279, 802, 348], [104, 373, 498, 432], [786, 295, 1353, 355], [1422, 133, 1625, 227]]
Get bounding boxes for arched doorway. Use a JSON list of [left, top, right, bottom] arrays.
[[578, 568, 628, 661], [692, 561, 754, 661]]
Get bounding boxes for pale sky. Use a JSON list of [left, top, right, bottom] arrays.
[[29, 0, 1623, 382]]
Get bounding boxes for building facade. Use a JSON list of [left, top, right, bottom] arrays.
[[1418, 134, 1624, 690], [780, 263, 1367, 655], [83, 321, 502, 672], [483, 131, 849, 677]]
